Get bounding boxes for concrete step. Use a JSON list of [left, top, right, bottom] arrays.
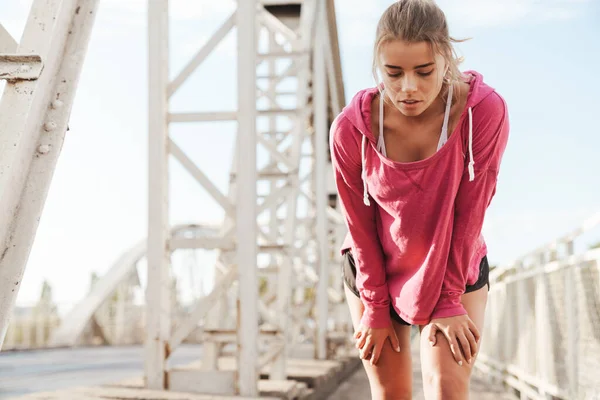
[[7, 386, 279, 400]]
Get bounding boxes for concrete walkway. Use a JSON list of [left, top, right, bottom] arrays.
[[1, 343, 516, 399]]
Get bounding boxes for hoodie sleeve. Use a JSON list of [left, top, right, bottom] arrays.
[[329, 115, 391, 329], [431, 92, 510, 320]]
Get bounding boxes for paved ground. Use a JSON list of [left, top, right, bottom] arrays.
[[0, 345, 203, 399], [0, 344, 515, 399]]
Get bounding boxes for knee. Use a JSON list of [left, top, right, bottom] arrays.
[[424, 370, 469, 398]]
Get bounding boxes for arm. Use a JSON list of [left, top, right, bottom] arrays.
[[329, 116, 391, 329], [431, 92, 510, 320]]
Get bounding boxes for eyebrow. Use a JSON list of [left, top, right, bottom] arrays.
[[384, 62, 435, 70]]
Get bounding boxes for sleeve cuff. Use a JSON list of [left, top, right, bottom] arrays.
[[360, 305, 392, 328], [431, 294, 468, 320]]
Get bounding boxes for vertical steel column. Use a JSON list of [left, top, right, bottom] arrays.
[[237, 0, 259, 395], [146, 0, 171, 389], [313, 0, 329, 360]]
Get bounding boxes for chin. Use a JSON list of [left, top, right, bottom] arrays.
[[396, 104, 426, 117]]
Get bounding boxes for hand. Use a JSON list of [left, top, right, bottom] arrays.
[[354, 324, 401, 366], [426, 315, 480, 366]]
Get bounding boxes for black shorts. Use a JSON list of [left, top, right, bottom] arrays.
[[342, 251, 490, 326]]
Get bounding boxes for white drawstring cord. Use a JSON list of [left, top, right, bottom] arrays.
[[361, 135, 371, 206], [467, 107, 475, 182]]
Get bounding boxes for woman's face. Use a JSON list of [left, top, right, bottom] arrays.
[[379, 40, 447, 117]]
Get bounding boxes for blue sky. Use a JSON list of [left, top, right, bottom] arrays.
[[1, 0, 599, 310]]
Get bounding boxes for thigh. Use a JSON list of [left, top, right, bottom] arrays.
[[345, 284, 413, 400], [418, 286, 488, 399]]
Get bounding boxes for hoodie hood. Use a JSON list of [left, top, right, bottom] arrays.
[[339, 71, 495, 206]]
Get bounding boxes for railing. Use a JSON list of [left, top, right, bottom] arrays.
[[478, 213, 600, 400], [3, 313, 61, 350], [2, 302, 210, 351]]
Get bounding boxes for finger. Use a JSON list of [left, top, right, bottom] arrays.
[[370, 343, 380, 366], [469, 320, 481, 344], [466, 329, 478, 360], [428, 324, 438, 346], [443, 332, 464, 366], [354, 330, 362, 340], [389, 329, 401, 352], [360, 340, 373, 360], [359, 339, 371, 359], [457, 332, 472, 364], [356, 333, 367, 350]]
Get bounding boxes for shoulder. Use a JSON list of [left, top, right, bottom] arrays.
[[467, 90, 510, 166], [330, 113, 354, 143], [330, 88, 375, 146], [461, 70, 509, 124], [471, 90, 509, 139], [329, 113, 362, 165], [474, 91, 507, 119]]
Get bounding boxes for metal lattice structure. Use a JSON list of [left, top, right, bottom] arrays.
[[143, 0, 348, 395], [0, 0, 351, 397]]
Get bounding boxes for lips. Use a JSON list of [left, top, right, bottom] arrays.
[[401, 100, 420, 104]]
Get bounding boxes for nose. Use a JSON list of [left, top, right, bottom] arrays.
[[401, 74, 417, 93]]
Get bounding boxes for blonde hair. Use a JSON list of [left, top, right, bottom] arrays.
[[372, 0, 468, 92]]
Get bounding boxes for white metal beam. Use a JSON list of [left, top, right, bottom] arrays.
[[168, 13, 236, 98], [0, 55, 43, 81], [169, 139, 235, 216], [258, 7, 299, 44], [145, 0, 170, 389], [0, 0, 99, 349], [314, 0, 329, 361], [236, 0, 259, 395]]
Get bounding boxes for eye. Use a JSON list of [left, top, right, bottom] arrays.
[[386, 71, 402, 78], [418, 70, 434, 77]]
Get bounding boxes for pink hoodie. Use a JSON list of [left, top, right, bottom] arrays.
[[329, 71, 509, 328]]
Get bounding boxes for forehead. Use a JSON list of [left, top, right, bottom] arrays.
[[379, 40, 440, 67]]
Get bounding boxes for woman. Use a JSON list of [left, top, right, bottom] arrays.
[[329, 1, 510, 399]]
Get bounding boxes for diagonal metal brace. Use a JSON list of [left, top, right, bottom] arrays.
[[0, 54, 43, 81]]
